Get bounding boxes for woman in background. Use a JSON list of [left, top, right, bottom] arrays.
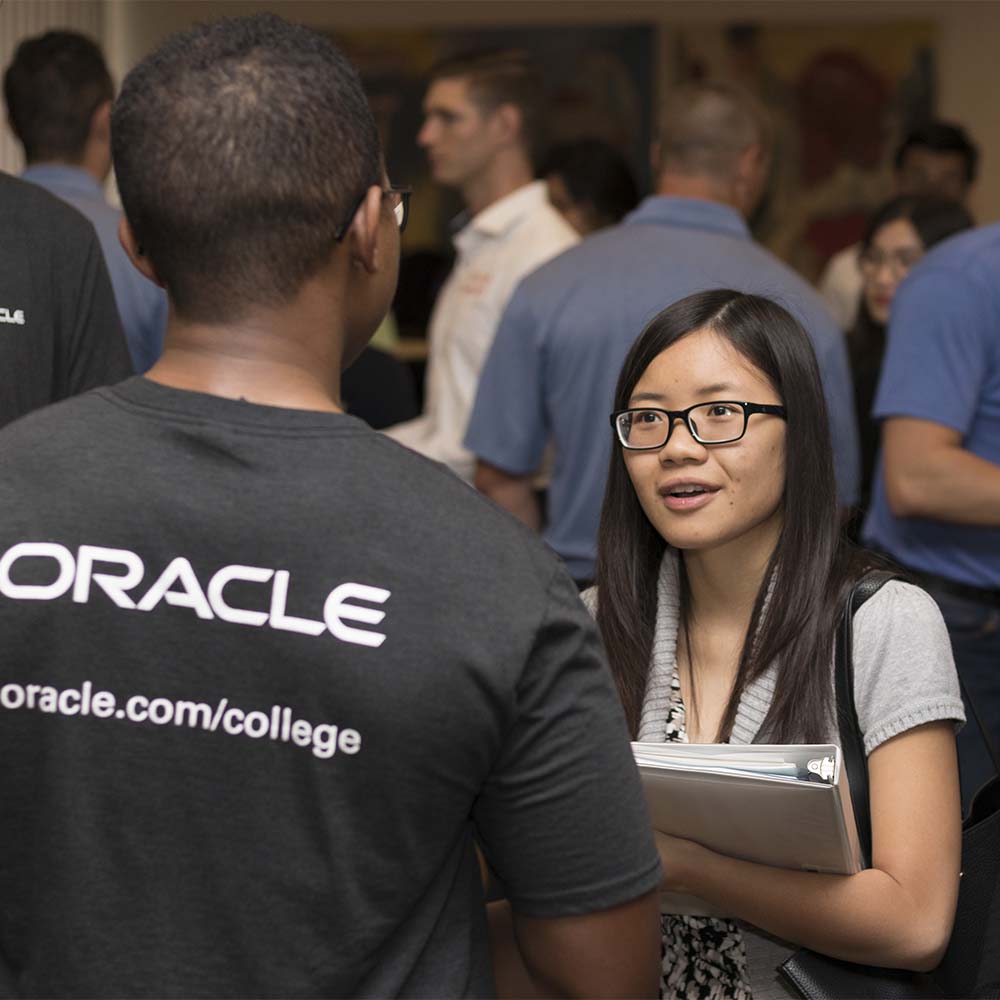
[[849, 196, 972, 507], [588, 289, 963, 999]]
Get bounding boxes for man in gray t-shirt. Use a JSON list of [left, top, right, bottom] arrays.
[[0, 15, 661, 997]]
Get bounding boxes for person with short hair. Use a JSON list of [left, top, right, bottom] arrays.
[[817, 120, 979, 330], [0, 15, 662, 997], [591, 289, 962, 999], [4, 29, 168, 372], [385, 49, 578, 480], [540, 138, 640, 235], [467, 81, 859, 586]]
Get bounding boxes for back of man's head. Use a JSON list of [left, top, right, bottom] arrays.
[[111, 13, 381, 325], [894, 120, 979, 196], [656, 81, 772, 186], [4, 30, 113, 164], [428, 49, 543, 161]]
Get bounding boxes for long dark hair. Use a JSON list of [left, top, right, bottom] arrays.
[[595, 289, 871, 742]]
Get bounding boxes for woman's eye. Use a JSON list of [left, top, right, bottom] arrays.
[[708, 405, 735, 417], [637, 411, 662, 424]]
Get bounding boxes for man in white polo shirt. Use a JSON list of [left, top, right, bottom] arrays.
[[385, 50, 577, 479]]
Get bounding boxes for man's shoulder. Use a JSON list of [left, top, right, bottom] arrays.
[[0, 171, 97, 244], [917, 222, 1000, 282], [0, 388, 110, 454]]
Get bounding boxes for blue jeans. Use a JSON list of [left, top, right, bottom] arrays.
[[924, 584, 1000, 812]]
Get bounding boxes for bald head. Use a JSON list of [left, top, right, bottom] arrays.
[[655, 82, 772, 212]]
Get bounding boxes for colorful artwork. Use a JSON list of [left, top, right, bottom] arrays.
[[672, 22, 937, 279]]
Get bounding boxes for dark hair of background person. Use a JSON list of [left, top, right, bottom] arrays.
[[3, 30, 113, 162], [894, 121, 980, 185], [539, 138, 640, 230], [594, 290, 880, 742], [849, 195, 974, 512], [110, 13, 382, 325], [427, 49, 544, 163], [655, 80, 774, 182]]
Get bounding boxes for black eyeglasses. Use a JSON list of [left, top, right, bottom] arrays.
[[611, 401, 787, 450], [333, 184, 413, 242]]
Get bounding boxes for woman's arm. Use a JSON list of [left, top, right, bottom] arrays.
[[659, 721, 961, 971]]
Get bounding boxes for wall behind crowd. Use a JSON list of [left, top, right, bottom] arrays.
[[100, 0, 1000, 225], [4, 0, 998, 226]]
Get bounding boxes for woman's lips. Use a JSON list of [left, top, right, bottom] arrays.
[[658, 485, 721, 511]]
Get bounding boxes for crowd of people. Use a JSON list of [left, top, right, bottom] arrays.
[[0, 13, 996, 999]]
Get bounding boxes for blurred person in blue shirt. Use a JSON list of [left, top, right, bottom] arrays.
[[467, 82, 859, 585], [863, 223, 1000, 809], [5, 30, 166, 373]]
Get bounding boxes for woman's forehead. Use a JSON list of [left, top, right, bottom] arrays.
[[635, 327, 774, 396]]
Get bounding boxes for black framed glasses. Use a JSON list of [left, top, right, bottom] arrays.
[[611, 401, 787, 450], [333, 184, 413, 242]]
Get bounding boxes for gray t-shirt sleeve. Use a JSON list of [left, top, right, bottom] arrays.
[[852, 581, 965, 755], [472, 568, 661, 918]]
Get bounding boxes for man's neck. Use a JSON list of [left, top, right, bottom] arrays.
[[461, 152, 534, 218], [656, 173, 744, 216], [144, 285, 351, 414]]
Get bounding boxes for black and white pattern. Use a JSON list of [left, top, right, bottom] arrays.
[[659, 667, 752, 1000]]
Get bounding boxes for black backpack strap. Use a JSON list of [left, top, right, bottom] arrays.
[[834, 570, 903, 870]]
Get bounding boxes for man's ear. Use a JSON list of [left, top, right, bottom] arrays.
[[118, 217, 163, 286], [347, 184, 385, 276], [491, 103, 522, 146], [649, 140, 662, 179], [732, 142, 769, 213], [90, 99, 112, 144]]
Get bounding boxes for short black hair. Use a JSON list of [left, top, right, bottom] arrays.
[[540, 139, 639, 227], [111, 13, 381, 323], [894, 121, 979, 185], [3, 30, 113, 162], [428, 49, 544, 163]]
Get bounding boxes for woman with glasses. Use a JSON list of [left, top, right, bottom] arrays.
[[850, 196, 972, 509], [587, 289, 964, 999]]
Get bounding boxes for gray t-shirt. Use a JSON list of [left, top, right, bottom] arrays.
[[0, 377, 661, 998]]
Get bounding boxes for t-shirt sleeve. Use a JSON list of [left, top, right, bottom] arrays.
[[852, 581, 965, 756], [873, 266, 989, 435], [464, 283, 549, 476], [60, 225, 134, 395], [472, 566, 661, 918]]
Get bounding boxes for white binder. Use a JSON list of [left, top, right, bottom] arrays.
[[633, 742, 863, 916]]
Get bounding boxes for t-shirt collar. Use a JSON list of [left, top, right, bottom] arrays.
[[453, 180, 550, 252], [21, 163, 105, 201], [623, 195, 751, 241]]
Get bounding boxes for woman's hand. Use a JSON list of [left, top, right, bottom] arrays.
[[654, 831, 714, 895]]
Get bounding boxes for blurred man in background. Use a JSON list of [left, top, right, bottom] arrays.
[[385, 50, 577, 479], [5, 30, 167, 372]]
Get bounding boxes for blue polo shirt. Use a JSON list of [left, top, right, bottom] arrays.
[[465, 196, 860, 582], [21, 164, 166, 373], [863, 224, 1000, 589]]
